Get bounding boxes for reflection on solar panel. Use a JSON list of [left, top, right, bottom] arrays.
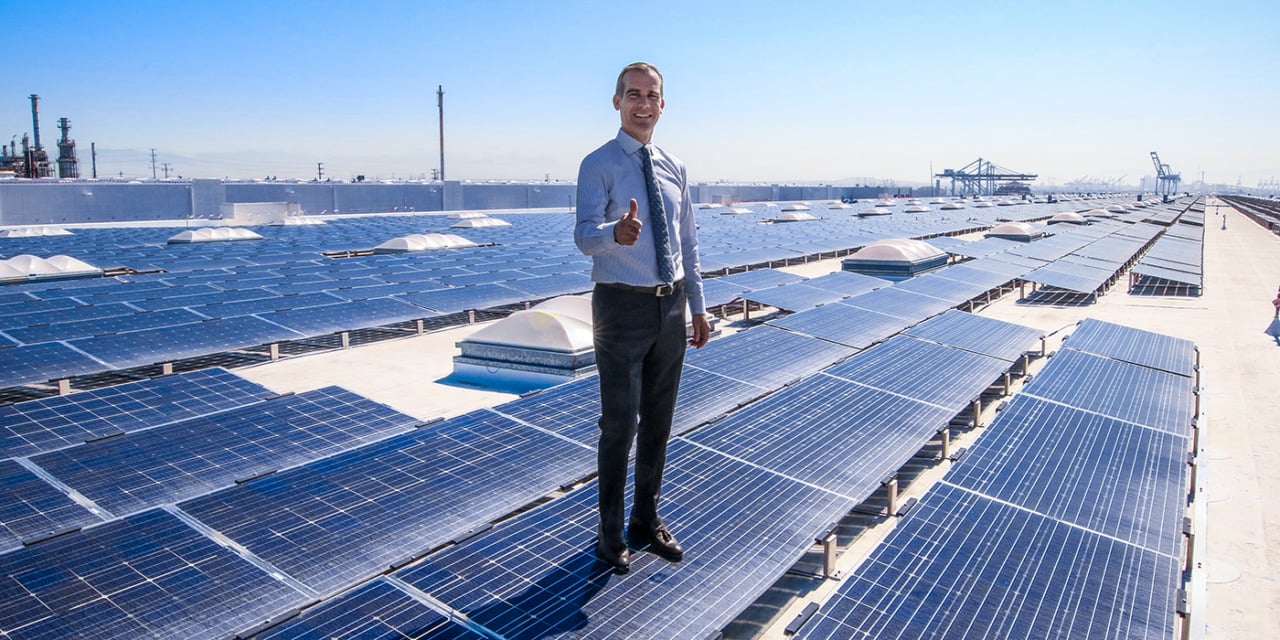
[[700, 277, 751, 308], [1063, 318, 1197, 377], [685, 375, 954, 499], [947, 395, 1189, 555], [684, 325, 856, 388], [823, 336, 1012, 412], [1023, 349, 1195, 437], [799, 483, 1180, 640], [840, 286, 955, 321], [3, 308, 208, 345], [188, 291, 344, 319], [31, 387, 420, 517], [395, 439, 852, 640], [0, 368, 275, 459], [0, 302, 136, 332], [253, 578, 487, 639], [0, 508, 309, 640], [0, 460, 102, 552], [180, 409, 595, 595], [902, 309, 1043, 363], [70, 315, 305, 370], [0, 343, 109, 388], [740, 282, 848, 312], [801, 270, 888, 296], [767, 302, 909, 349]]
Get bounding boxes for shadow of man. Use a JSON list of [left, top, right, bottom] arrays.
[[460, 544, 618, 639]]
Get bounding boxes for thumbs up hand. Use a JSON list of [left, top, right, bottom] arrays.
[[613, 198, 643, 245]]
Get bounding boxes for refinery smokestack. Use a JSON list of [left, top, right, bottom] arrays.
[[29, 94, 42, 150]]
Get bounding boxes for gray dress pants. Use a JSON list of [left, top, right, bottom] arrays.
[[592, 282, 688, 544]]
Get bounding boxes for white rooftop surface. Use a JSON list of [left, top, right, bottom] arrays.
[[237, 197, 1279, 639]]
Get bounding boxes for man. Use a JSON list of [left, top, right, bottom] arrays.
[[574, 62, 711, 573]]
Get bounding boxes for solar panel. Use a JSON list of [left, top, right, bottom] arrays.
[[0, 460, 102, 552], [740, 282, 848, 312], [685, 374, 954, 499], [187, 291, 344, 319], [0, 342, 109, 388], [946, 395, 1190, 555], [700, 277, 751, 308], [802, 270, 888, 296], [902, 309, 1044, 363], [69, 315, 306, 370], [893, 272, 996, 304], [839, 286, 955, 321], [252, 578, 488, 639], [1063, 318, 1197, 377], [0, 367, 275, 459], [0, 302, 136, 331], [1022, 349, 1195, 437], [714, 268, 806, 290], [823, 336, 1012, 412], [684, 325, 857, 388], [395, 283, 528, 313], [1021, 262, 1113, 294], [798, 483, 1180, 640], [31, 387, 421, 517], [0, 508, 310, 640], [127, 286, 280, 312], [504, 273, 594, 299], [4, 308, 207, 346], [260, 297, 435, 336], [1131, 264, 1203, 288], [766, 302, 910, 349], [180, 409, 595, 595], [394, 439, 853, 640]]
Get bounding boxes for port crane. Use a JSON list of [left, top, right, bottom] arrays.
[[934, 157, 1037, 196], [1150, 151, 1180, 198]]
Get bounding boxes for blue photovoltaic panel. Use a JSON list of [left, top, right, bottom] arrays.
[[802, 270, 888, 296], [31, 387, 420, 517], [714, 268, 806, 290], [1063, 318, 1197, 377], [70, 315, 305, 369], [839, 286, 955, 321], [902, 309, 1043, 363], [0, 367, 275, 459], [823, 335, 1013, 412], [0, 342, 109, 388], [798, 483, 1179, 640], [187, 291, 344, 319], [893, 272, 995, 304], [684, 325, 857, 388], [0, 508, 309, 640], [700, 277, 751, 308], [1022, 262, 1113, 294], [740, 282, 848, 312], [126, 286, 279, 312], [0, 460, 102, 552], [395, 283, 528, 313], [931, 262, 1020, 290], [1132, 263, 1203, 287], [181, 409, 595, 595], [1023, 348, 1195, 437], [0, 302, 136, 331], [767, 302, 910, 349], [946, 395, 1189, 555], [685, 374, 954, 499], [260, 297, 434, 336], [2, 308, 206, 346], [504, 273, 593, 299], [253, 578, 487, 639], [395, 439, 852, 640]]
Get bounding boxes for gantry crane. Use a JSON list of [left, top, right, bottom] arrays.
[[934, 157, 1037, 197], [1150, 151, 1181, 198]]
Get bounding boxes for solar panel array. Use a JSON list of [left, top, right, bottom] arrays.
[[799, 319, 1196, 640]]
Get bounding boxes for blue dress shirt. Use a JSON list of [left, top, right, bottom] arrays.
[[575, 129, 706, 315]]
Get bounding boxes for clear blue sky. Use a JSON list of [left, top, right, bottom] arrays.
[[4, 0, 1276, 189]]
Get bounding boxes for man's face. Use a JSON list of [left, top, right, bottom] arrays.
[[613, 69, 664, 144]]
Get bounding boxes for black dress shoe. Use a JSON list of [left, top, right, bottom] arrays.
[[628, 521, 684, 562], [595, 539, 630, 573]]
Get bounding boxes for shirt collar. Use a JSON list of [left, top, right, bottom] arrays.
[[615, 129, 651, 155]]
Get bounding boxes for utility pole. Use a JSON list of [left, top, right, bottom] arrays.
[[91, 142, 97, 179], [162, 162, 172, 179], [316, 162, 324, 181], [150, 148, 158, 179], [437, 85, 445, 181]]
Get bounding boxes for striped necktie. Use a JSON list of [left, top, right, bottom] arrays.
[[640, 145, 676, 285]]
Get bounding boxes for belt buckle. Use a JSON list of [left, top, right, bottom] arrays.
[[655, 284, 673, 297]]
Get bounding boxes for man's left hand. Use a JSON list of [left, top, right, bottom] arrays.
[[688, 313, 711, 349]]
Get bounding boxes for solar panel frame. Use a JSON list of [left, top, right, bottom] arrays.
[[179, 409, 596, 595], [1062, 318, 1197, 377], [1022, 349, 1196, 437], [946, 394, 1190, 555], [0, 367, 276, 459], [0, 508, 310, 640], [798, 483, 1180, 640]]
